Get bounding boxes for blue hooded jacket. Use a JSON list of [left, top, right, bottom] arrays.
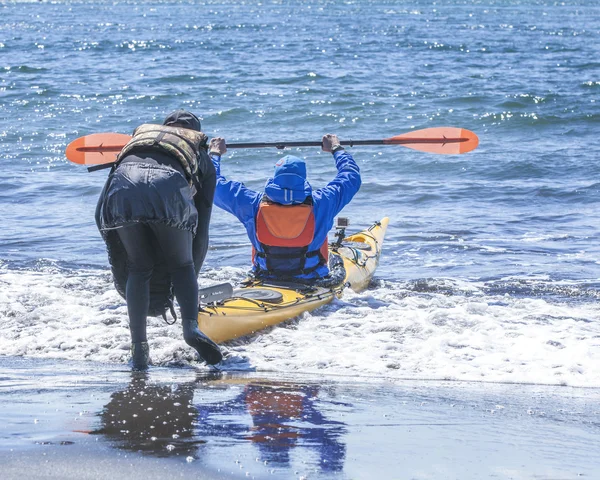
[[263, 156, 313, 205], [211, 151, 361, 279]]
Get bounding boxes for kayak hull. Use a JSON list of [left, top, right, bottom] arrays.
[[198, 217, 389, 344]]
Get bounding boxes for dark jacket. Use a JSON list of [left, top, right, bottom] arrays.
[[96, 149, 215, 317]]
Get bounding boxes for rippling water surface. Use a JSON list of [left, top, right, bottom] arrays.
[[1, 1, 599, 387]]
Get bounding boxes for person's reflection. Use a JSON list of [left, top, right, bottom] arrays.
[[198, 380, 347, 472], [92, 371, 203, 457], [246, 382, 346, 471]]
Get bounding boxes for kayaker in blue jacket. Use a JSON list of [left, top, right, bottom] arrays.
[[208, 134, 361, 282]]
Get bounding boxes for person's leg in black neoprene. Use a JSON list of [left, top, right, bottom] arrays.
[[116, 223, 155, 369], [150, 223, 222, 365]]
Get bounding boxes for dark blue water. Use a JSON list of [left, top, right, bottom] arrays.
[[1, 1, 599, 386]]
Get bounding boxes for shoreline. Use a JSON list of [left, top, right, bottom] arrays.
[[1, 356, 599, 479]]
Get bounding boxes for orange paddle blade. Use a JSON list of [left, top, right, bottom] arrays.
[[383, 127, 479, 154], [65, 133, 132, 165]]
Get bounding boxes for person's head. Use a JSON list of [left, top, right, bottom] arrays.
[[264, 155, 312, 205], [163, 109, 201, 132]]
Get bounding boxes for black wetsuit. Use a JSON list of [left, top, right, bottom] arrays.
[[96, 148, 220, 364]]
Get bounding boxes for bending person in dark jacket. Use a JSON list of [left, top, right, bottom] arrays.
[[96, 110, 221, 369], [208, 134, 361, 282]]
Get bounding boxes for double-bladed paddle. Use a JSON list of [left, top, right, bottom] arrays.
[[65, 127, 479, 171]]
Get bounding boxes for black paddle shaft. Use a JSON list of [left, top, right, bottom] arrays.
[[227, 139, 387, 150], [227, 137, 467, 150]]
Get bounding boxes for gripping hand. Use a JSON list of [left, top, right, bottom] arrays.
[[322, 134, 344, 153], [209, 137, 227, 156]]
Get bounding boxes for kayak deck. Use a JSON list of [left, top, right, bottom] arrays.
[[197, 217, 389, 344]]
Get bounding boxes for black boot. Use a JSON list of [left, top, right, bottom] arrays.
[[182, 321, 222, 365], [130, 342, 150, 370]]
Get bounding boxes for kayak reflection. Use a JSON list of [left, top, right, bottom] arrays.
[[93, 372, 347, 471]]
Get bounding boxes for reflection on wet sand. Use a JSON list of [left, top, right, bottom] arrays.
[[92, 371, 206, 457], [92, 372, 347, 471], [200, 380, 347, 471]]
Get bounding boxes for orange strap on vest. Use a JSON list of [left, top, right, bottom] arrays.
[[256, 203, 315, 247]]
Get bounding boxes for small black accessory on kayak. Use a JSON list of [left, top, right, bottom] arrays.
[[198, 282, 234, 305], [331, 216, 349, 252]]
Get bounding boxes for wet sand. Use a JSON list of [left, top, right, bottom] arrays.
[[1, 356, 599, 480]]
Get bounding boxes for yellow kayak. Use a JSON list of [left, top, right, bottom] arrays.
[[197, 217, 389, 344]]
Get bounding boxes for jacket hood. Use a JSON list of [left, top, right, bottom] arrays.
[[264, 155, 312, 205]]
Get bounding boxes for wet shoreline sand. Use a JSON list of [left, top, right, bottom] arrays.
[[1, 356, 599, 479]]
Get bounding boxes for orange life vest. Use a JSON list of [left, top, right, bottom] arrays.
[[253, 199, 328, 277]]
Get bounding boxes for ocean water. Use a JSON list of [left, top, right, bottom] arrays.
[[1, 0, 600, 388]]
